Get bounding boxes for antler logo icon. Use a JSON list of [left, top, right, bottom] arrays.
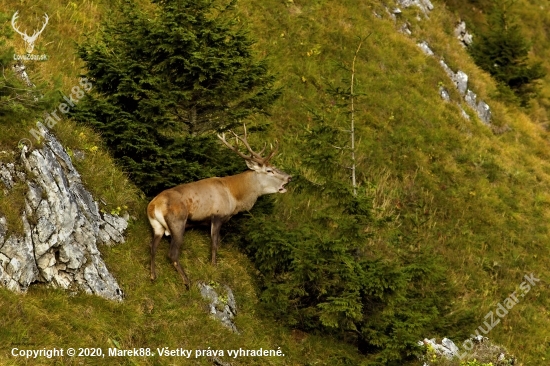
[[11, 11, 49, 54]]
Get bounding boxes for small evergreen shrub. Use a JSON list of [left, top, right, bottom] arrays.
[[469, 1, 546, 106], [72, 0, 280, 196]]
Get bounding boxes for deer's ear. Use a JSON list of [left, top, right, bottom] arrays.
[[246, 160, 262, 171]]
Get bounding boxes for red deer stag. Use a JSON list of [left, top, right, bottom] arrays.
[[147, 127, 291, 288]]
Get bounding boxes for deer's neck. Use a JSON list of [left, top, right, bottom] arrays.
[[224, 170, 263, 213]]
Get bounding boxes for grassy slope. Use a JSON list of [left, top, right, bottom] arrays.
[[239, 0, 550, 363], [1, 0, 550, 365], [442, 0, 550, 125], [0, 1, 361, 365]]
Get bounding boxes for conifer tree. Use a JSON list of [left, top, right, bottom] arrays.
[[72, 0, 280, 195], [469, 1, 546, 106], [230, 115, 451, 362]]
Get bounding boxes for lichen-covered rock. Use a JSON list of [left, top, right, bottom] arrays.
[[0, 125, 128, 301], [439, 86, 450, 102], [417, 41, 434, 56], [392, 0, 493, 127], [197, 281, 238, 334], [465, 89, 492, 125], [99, 213, 128, 245], [455, 20, 473, 47], [399, 22, 412, 35], [437, 58, 492, 124], [453, 71, 469, 96], [0, 232, 38, 292], [476, 101, 492, 125], [418, 336, 516, 366], [0, 163, 15, 190], [419, 337, 458, 360], [465, 89, 478, 110], [397, 0, 434, 16], [13, 61, 34, 87], [0, 216, 6, 244]]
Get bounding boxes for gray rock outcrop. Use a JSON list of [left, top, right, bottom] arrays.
[[439, 86, 450, 102], [455, 20, 473, 47], [0, 125, 127, 301], [380, 1, 494, 127], [397, 0, 434, 16], [418, 336, 516, 365], [13, 61, 34, 87], [417, 41, 434, 56], [418, 41, 492, 125], [197, 281, 239, 333], [419, 337, 460, 361]]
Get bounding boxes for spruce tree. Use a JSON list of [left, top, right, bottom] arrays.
[[469, 1, 546, 106], [229, 115, 451, 363], [72, 0, 280, 195]]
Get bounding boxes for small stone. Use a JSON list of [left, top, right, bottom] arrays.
[[417, 41, 434, 56], [0, 163, 15, 190], [439, 86, 450, 102], [442, 338, 459, 354], [197, 281, 239, 333], [422, 0, 434, 11], [455, 20, 473, 47], [72, 149, 86, 161], [397, 0, 434, 16], [465, 89, 477, 109], [399, 23, 412, 35], [454, 71, 469, 95], [0, 216, 6, 246], [476, 101, 492, 125]]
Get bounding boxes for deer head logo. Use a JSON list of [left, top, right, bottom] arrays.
[[11, 11, 49, 54]]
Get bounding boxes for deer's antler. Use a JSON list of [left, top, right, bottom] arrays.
[[217, 124, 279, 164]]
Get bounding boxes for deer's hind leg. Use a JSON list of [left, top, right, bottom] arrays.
[[150, 233, 163, 281], [149, 217, 165, 281], [166, 212, 191, 290]]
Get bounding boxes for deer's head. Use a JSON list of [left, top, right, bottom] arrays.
[[218, 126, 291, 194]]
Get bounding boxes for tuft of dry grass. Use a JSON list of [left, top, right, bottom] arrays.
[[0, 180, 26, 235]]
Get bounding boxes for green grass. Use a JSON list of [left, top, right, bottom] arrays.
[[2, 0, 550, 364], [238, 0, 550, 363], [442, 0, 550, 124]]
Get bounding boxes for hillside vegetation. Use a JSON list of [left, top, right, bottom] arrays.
[[0, 0, 550, 365]]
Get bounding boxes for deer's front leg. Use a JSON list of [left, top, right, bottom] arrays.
[[210, 216, 223, 265]]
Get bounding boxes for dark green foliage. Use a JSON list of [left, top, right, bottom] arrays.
[[231, 117, 452, 364], [469, 1, 546, 106], [71, 96, 246, 194], [72, 0, 279, 195]]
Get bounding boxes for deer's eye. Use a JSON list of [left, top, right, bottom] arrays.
[[266, 169, 273, 173]]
